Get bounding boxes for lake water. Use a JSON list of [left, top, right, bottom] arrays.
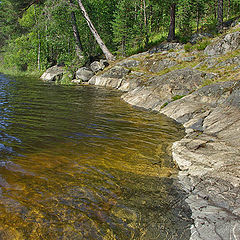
[[0, 74, 192, 239]]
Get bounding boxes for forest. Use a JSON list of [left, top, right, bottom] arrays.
[[0, 0, 240, 72]]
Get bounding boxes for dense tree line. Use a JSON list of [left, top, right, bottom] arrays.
[[0, 0, 239, 72]]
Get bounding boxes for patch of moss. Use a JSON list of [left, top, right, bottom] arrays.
[[161, 102, 169, 109], [201, 78, 216, 87], [172, 95, 185, 101]]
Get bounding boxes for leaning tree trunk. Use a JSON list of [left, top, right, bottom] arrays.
[[77, 0, 115, 61], [167, 3, 176, 42], [217, 0, 224, 32]]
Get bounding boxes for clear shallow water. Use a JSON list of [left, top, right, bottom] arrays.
[[0, 74, 192, 239]]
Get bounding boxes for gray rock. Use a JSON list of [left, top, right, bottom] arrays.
[[181, 56, 196, 62], [90, 61, 105, 73], [159, 80, 240, 240], [149, 42, 184, 53], [194, 57, 219, 69], [217, 55, 240, 67], [150, 59, 177, 72], [167, 52, 178, 58], [71, 79, 82, 84], [122, 68, 216, 110], [76, 67, 94, 82], [117, 59, 140, 68], [204, 31, 240, 56], [190, 33, 213, 44], [102, 66, 130, 79], [40, 65, 65, 82]]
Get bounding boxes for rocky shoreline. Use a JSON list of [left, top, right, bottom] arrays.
[[41, 28, 240, 239]]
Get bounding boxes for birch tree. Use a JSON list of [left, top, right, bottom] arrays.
[[77, 0, 115, 61]]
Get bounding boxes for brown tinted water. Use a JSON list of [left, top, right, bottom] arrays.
[[0, 74, 192, 239]]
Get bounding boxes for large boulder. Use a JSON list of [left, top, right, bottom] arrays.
[[40, 65, 65, 81], [88, 66, 133, 91], [204, 31, 240, 56], [76, 67, 94, 82]]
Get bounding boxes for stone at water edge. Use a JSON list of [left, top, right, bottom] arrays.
[[40, 65, 65, 82], [76, 67, 94, 82]]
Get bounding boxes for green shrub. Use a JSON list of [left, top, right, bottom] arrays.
[[195, 39, 211, 51], [184, 43, 193, 52]]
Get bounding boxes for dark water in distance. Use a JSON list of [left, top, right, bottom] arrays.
[[0, 74, 192, 239]]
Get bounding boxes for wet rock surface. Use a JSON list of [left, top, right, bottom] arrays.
[[161, 81, 240, 240]]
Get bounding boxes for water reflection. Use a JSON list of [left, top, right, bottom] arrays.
[[0, 74, 192, 239]]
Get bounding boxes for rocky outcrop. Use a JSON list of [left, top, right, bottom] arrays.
[[40, 65, 65, 81], [204, 31, 240, 56], [116, 59, 140, 68], [160, 81, 240, 240], [88, 66, 136, 91], [122, 68, 217, 111]]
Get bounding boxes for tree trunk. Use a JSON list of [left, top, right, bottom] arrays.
[[167, 3, 176, 42], [37, 33, 41, 70], [69, 0, 85, 62], [70, 10, 85, 61], [196, 6, 200, 33], [227, 0, 230, 19], [33, 6, 41, 70], [77, 0, 115, 61], [217, 0, 224, 32]]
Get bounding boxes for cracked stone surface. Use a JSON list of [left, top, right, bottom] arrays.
[[161, 81, 240, 240]]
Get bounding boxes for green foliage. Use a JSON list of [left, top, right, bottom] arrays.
[[195, 39, 211, 51], [184, 43, 193, 52], [56, 72, 74, 85], [1, 0, 240, 73], [172, 95, 185, 101]]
